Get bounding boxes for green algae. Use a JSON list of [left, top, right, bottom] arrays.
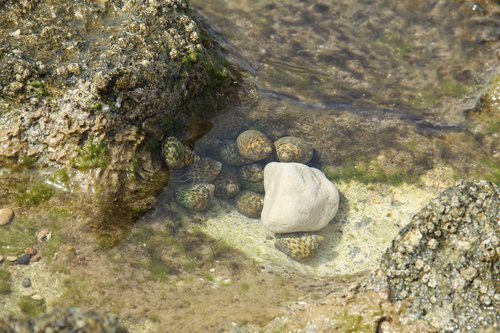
[[17, 296, 46, 318], [56, 276, 94, 308], [440, 81, 469, 97], [15, 182, 53, 206], [486, 120, 500, 135], [0, 269, 12, 294], [72, 140, 110, 171], [129, 227, 194, 281], [474, 157, 500, 185], [323, 159, 417, 185], [0, 217, 38, 256], [334, 311, 374, 333], [240, 282, 250, 292], [48, 168, 71, 188], [38, 208, 69, 262], [31, 80, 48, 98]]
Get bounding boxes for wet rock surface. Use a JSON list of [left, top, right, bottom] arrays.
[[0, 308, 127, 333], [372, 180, 499, 332], [0, 0, 237, 212]]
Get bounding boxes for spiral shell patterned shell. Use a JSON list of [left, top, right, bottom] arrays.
[[174, 183, 214, 212], [236, 130, 273, 161], [234, 190, 264, 218], [214, 171, 240, 199], [274, 136, 313, 164], [182, 157, 222, 183], [274, 233, 325, 260], [240, 179, 265, 194], [220, 141, 253, 166], [162, 137, 198, 169], [238, 163, 264, 183]]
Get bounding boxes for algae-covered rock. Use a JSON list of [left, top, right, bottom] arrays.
[[0, 0, 238, 217], [372, 180, 499, 332]]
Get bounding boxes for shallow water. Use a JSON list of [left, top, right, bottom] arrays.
[[1, 0, 499, 331], [192, 0, 498, 123]]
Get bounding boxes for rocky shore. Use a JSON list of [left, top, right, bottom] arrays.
[[0, 0, 239, 219]]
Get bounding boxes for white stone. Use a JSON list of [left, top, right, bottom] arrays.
[[261, 162, 339, 233]]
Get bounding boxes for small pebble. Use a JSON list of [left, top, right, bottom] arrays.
[[15, 254, 31, 265], [31, 254, 42, 262], [36, 229, 52, 242], [0, 207, 14, 226], [6, 255, 17, 262], [22, 277, 32, 288], [31, 294, 43, 301], [24, 246, 37, 256]]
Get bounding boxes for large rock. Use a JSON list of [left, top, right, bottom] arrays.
[[0, 0, 238, 219], [371, 180, 499, 332], [261, 162, 339, 233]]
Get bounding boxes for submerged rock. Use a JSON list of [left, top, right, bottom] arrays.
[[261, 162, 339, 233], [372, 180, 499, 332]]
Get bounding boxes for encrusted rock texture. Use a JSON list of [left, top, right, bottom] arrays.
[[372, 180, 499, 332], [0, 0, 237, 201], [0, 307, 128, 333]]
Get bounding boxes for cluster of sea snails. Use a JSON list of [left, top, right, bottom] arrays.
[[162, 129, 323, 261]]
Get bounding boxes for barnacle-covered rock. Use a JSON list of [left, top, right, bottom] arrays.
[[239, 163, 264, 183], [214, 171, 240, 199], [274, 233, 325, 261], [372, 180, 499, 332], [234, 190, 264, 218], [162, 137, 198, 170], [182, 157, 222, 183], [236, 130, 273, 161], [274, 136, 313, 164], [219, 141, 253, 166], [174, 183, 214, 212]]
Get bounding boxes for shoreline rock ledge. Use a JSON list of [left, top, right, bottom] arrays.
[[0, 0, 239, 219], [261, 162, 339, 233]]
